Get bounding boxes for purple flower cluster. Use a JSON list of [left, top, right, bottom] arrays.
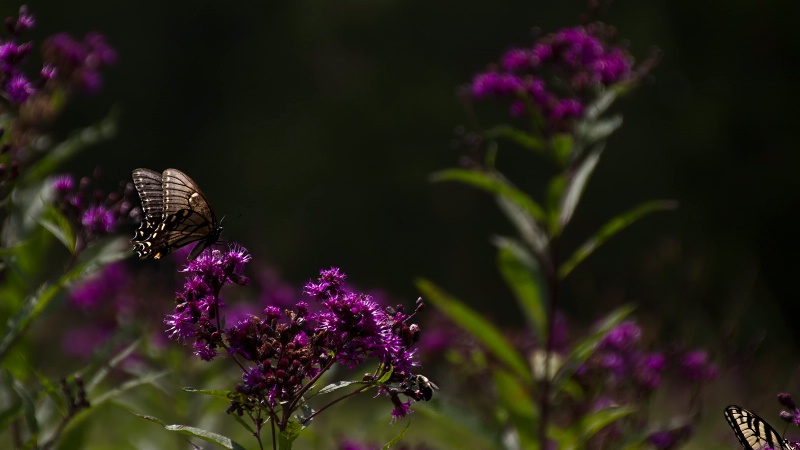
[[167, 259, 428, 425], [1, 6, 115, 104], [584, 321, 667, 391], [0, 6, 35, 104], [42, 32, 116, 94], [469, 23, 642, 132], [52, 171, 137, 244], [779, 393, 800, 428]]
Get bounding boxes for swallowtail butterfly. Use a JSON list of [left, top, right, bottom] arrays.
[[131, 168, 222, 261], [725, 405, 800, 450]]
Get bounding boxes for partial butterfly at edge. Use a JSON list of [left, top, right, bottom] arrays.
[[131, 168, 222, 261], [725, 405, 800, 450]]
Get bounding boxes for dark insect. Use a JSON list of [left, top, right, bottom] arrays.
[[410, 375, 438, 401], [131, 168, 222, 261], [725, 405, 800, 450]]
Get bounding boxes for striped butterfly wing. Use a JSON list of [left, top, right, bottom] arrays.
[[725, 405, 798, 450], [131, 168, 165, 244], [131, 168, 221, 260]]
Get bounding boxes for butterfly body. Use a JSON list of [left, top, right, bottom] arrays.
[[725, 405, 800, 450], [131, 168, 221, 261]]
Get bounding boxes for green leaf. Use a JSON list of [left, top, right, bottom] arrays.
[[229, 413, 255, 435], [416, 279, 532, 384], [494, 238, 547, 343], [495, 197, 549, 259], [545, 175, 567, 235], [136, 413, 248, 450], [37, 205, 77, 253], [382, 420, 412, 449], [485, 125, 546, 154], [181, 388, 234, 400], [550, 134, 574, 167], [493, 369, 538, 448], [317, 380, 364, 395], [579, 115, 622, 146], [583, 89, 618, 122], [559, 200, 678, 279], [431, 168, 546, 223], [559, 405, 637, 450], [11, 375, 38, 436], [551, 305, 635, 394], [558, 145, 603, 231], [86, 339, 141, 392], [278, 419, 303, 450]]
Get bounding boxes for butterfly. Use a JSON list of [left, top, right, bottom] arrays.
[[725, 405, 800, 450], [131, 168, 222, 261]]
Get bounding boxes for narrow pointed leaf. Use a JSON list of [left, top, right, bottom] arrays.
[[559, 146, 603, 230], [181, 388, 234, 400], [559, 200, 678, 279], [279, 419, 302, 450], [493, 238, 547, 342], [317, 380, 363, 395], [579, 115, 622, 146], [550, 134, 575, 167], [38, 205, 76, 253], [382, 420, 412, 449], [136, 413, 247, 450], [560, 405, 637, 450], [431, 168, 546, 222], [416, 279, 532, 384], [496, 197, 549, 259], [485, 124, 546, 153]]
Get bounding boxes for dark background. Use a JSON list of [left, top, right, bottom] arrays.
[[8, 0, 800, 401]]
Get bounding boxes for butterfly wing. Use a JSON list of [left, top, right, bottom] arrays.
[[131, 168, 165, 220], [725, 405, 792, 450], [131, 168, 221, 260]]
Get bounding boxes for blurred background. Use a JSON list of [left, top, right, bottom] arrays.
[[5, 0, 800, 447]]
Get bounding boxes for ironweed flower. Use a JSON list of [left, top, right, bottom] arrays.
[[678, 349, 717, 383], [168, 259, 430, 427], [51, 170, 137, 246], [468, 23, 652, 133], [779, 393, 800, 427]]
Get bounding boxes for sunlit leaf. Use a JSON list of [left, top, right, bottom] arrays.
[[494, 238, 547, 342], [559, 145, 603, 231], [181, 388, 233, 400], [496, 198, 549, 259], [279, 419, 302, 450], [37, 205, 76, 253], [317, 380, 364, 395], [559, 200, 678, 279], [416, 279, 532, 384], [382, 420, 411, 449], [431, 168, 546, 223], [136, 413, 247, 450], [559, 405, 637, 450]]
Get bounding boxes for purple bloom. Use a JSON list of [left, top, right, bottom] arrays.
[[390, 398, 412, 423], [5, 72, 35, 103], [69, 262, 127, 309], [15, 6, 35, 32], [601, 321, 641, 350], [81, 205, 114, 234], [52, 174, 75, 193], [502, 48, 531, 71], [648, 431, 674, 449], [679, 349, 717, 382]]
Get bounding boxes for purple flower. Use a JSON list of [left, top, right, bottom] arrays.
[[69, 262, 127, 309], [679, 349, 717, 382], [601, 321, 641, 350], [5, 72, 35, 103], [502, 48, 531, 71], [15, 6, 35, 32], [81, 205, 114, 234], [52, 174, 75, 193]]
